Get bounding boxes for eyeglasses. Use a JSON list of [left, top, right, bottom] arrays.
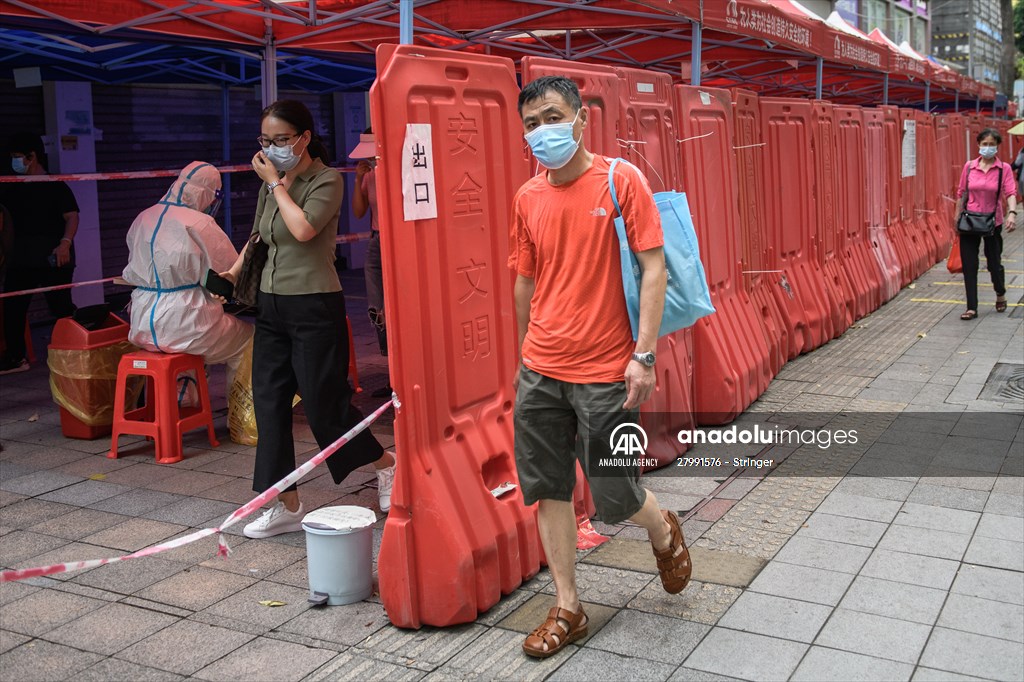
[[256, 133, 300, 148]]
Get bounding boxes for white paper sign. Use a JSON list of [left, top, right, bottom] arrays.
[[901, 119, 916, 178], [402, 123, 438, 221]]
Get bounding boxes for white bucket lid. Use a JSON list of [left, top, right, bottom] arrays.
[[302, 505, 377, 533]]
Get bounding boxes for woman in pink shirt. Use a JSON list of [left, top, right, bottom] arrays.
[[955, 128, 1018, 320]]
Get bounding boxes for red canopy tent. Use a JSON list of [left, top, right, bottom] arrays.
[[0, 0, 996, 107]]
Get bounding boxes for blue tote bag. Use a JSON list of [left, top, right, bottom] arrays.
[[608, 158, 715, 340]]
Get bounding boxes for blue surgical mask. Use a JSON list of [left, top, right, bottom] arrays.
[[263, 142, 302, 172], [524, 110, 581, 170], [978, 146, 997, 159], [11, 157, 27, 174]]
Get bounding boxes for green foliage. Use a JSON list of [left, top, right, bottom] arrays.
[[1017, 0, 1024, 54]]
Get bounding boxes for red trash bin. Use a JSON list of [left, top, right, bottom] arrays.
[[47, 312, 138, 440]]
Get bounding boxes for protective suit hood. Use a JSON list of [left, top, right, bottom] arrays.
[[162, 161, 221, 213]]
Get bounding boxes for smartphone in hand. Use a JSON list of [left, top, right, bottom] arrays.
[[202, 269, 234, 300]]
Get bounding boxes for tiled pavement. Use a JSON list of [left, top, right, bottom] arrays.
[[1, 229, 1023, 681]]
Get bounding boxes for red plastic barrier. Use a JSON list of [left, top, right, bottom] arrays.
[[915, 111, 942, 264], [917, 112, 950, 261], [934, 115, 955, 229], [947, 115, 968, 194], [811, 101, 855, 336], [966, 115, 985, 159], [898, 108, 934, 276], [759, 97, 835, 354], [834, 105, 883, 318], [676, 85, 772, 423], [372, 44, 538, 628], [878, 106, 918, 286], [643, 329, 696, 466], [612, 67, 680, 193], [732, 89, 789, 372], [863, 109, 901, 302]]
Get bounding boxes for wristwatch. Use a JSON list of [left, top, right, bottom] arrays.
[[632, 351, 656, 367], [267, 180, 282, 193]]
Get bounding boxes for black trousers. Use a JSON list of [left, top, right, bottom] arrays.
[[960, 227, 1005, 312], [3, 265, 75, 360], [252, 290, 384, 493]]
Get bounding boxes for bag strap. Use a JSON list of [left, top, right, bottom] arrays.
[[965, 162, 1005, 210], [608, 157, 624, 220]]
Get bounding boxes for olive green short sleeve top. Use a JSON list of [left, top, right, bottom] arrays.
[[252, 159, 343, 295]]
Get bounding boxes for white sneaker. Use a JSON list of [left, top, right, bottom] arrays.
[[376, 463, 396, 513], [243, 502, 305, 538]]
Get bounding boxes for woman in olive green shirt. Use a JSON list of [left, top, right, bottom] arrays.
[[225, 100, 395, 539]]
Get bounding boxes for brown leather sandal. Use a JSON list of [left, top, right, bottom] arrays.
[[522, 606, 588, 658], [653, 510, 692, 594], [995, 299, 1007, 313]]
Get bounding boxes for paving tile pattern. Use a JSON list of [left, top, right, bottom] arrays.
[[1, 242, 1022, 680]]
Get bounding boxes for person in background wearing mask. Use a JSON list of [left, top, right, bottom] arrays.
[[0, 132, 79, 375], [954, 128, 1017, 321], [349, 128, 392, 398], [223, 100, 396, 539], [121, 162, 254, 405]]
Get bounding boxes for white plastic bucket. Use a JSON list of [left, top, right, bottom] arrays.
[[302, 505, 376, 606]]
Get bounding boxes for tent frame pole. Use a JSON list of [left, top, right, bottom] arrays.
[[815, 56, 822, 99], [221, 79, 232, 235], [261, 21, 277, 107], [400, 0, 413, 44], [690, 21, 702, 86], [955, 91, 959, 113], [883, 73, 889, 105], [924, 82, 930, 112]]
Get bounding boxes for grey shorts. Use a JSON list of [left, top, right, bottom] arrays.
[[513, 366, 647, 525]]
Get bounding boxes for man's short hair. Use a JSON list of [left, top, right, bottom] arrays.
[[8, 132, 45, 160], [518, 76, 582, 116]]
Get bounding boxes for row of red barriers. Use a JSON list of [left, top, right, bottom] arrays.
[[369, 45, 1013, 628]]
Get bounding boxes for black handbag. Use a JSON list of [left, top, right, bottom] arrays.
[[233, 232, 268, 307], [956, 164, 1002, 236]]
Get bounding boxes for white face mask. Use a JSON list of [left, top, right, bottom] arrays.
[[262, 140, 303, 171], [978, 146, 997, 159]]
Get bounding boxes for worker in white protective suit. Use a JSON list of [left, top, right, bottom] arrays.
[[122, 161, 254, 396]]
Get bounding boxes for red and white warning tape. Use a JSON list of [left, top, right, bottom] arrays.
[[335, 231, 374, 245], [0, 277, 121, 300], [0, 396, 397, 583], [0, 164, 356, 183], [1, 232, 373, 299]]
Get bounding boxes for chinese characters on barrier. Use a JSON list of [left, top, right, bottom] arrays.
[[400, 114, 493, 363], [402, 123, 437, 221]]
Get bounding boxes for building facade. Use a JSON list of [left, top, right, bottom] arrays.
[[931, 0, 1004, 87], [801, 0, 932, 55]]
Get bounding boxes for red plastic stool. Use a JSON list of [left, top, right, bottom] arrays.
[[346, 315, 361, 393], [108, 350, 219, 464]]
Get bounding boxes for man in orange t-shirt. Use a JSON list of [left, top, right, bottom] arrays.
[[510, 76, 692, 659]]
